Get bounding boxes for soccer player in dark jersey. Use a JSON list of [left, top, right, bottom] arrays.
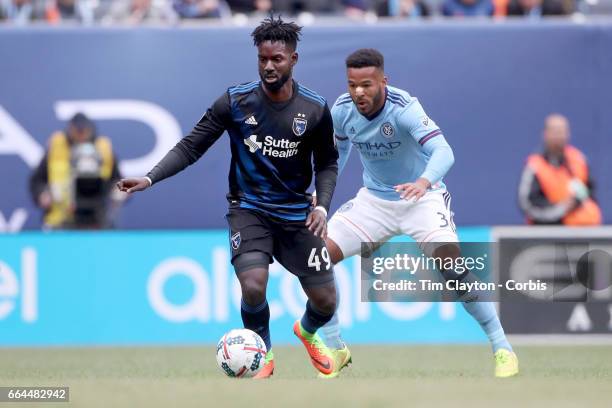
[[117, 16, 346, 379]]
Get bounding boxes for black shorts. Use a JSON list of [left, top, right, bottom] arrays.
[[225, 206, 334, 287]]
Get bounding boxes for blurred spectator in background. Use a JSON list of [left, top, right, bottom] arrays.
[[172, 0, 229, 18], [45, 0, 95, 24], [0, 0, 42, 24], [442, 0, 494, 16], [102, 0, 178, 24], [375, 0, 430, 18], [225, 0, 271, 14], [506, 0, 568, 16], [271, 0, 338, 14], [223, 1, 339, 18], [30, 113, 126, 230], [518, 114, 602, 226], [342, 0, 369, 17]]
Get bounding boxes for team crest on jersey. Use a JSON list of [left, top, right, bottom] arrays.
[[380, 122, 394, 138], [292, 113, 308, 136], [231, 232, 241, 250]]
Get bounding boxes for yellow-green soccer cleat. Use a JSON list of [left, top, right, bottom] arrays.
[[494, 349, 519, 378], [317, 344, 352, 379], [293, 321, 336, 376]]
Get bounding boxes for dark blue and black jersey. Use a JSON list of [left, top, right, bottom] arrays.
[[147, 80, 338, 221]]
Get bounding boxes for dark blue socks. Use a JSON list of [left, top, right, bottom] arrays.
[[300, 301, 334, 335], [241, 299, 271, 351]]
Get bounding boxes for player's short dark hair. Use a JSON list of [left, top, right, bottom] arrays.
[[346, 48, 385, 70], [251, 15, 302, 51]]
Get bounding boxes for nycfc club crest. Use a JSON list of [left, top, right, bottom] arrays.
[[293, 113, 308, 136], [381, 122, 394, 138], [231, 232, 241, 250]]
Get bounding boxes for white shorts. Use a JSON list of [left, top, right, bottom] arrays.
[[328, 187, 458, 258]]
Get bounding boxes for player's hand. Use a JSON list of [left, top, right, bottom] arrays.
[[306, 208, 327, 239], [311, 191, 318, 207], [116, 177, 151, 194], [395, 177, 431, 202]]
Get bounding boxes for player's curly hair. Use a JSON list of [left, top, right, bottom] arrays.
[[251, 15, 302, 51], [346, 48, 385, 70]]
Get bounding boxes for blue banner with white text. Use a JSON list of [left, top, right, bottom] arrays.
[[0, 228, 489, 346]]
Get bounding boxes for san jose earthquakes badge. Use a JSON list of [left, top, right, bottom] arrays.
[[381, 122, 394, 138], [231, 232, 241, 250], [293, 113, 307, 136]]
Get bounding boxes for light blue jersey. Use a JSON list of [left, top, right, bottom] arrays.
[[331, 86, 454, 201]]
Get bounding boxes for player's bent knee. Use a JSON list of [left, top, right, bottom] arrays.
[[325, 238, 344, 265], [234, 253, 269, 305], [240, 279, 267, 305]]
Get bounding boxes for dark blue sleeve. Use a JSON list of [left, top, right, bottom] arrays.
[[312, 104, 339, 212], [147, 92, 231, 184]]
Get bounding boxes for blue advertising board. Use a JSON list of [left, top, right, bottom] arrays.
[[0, 227, 489, 346]]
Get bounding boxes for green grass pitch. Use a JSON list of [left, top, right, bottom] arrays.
[[1, 345, 611, 407]]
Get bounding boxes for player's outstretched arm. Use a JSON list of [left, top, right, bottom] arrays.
[[123, 93, 230, 192], [117, 177, 151, 194]]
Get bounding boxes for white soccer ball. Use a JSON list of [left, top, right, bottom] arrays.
[[216, 329, 267, 378]]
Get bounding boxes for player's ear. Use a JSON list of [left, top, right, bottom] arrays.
[[382, 75, 388, 86], [291, 52, 298, 66]]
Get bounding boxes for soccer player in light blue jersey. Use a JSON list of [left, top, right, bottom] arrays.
[[320, 49, 518, 378]]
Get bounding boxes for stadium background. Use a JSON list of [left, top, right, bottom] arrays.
[[1, 22, 611, 346]]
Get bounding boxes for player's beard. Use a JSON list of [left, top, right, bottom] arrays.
[[370, 88, 385, 114], [260, 70, 291, 92]]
